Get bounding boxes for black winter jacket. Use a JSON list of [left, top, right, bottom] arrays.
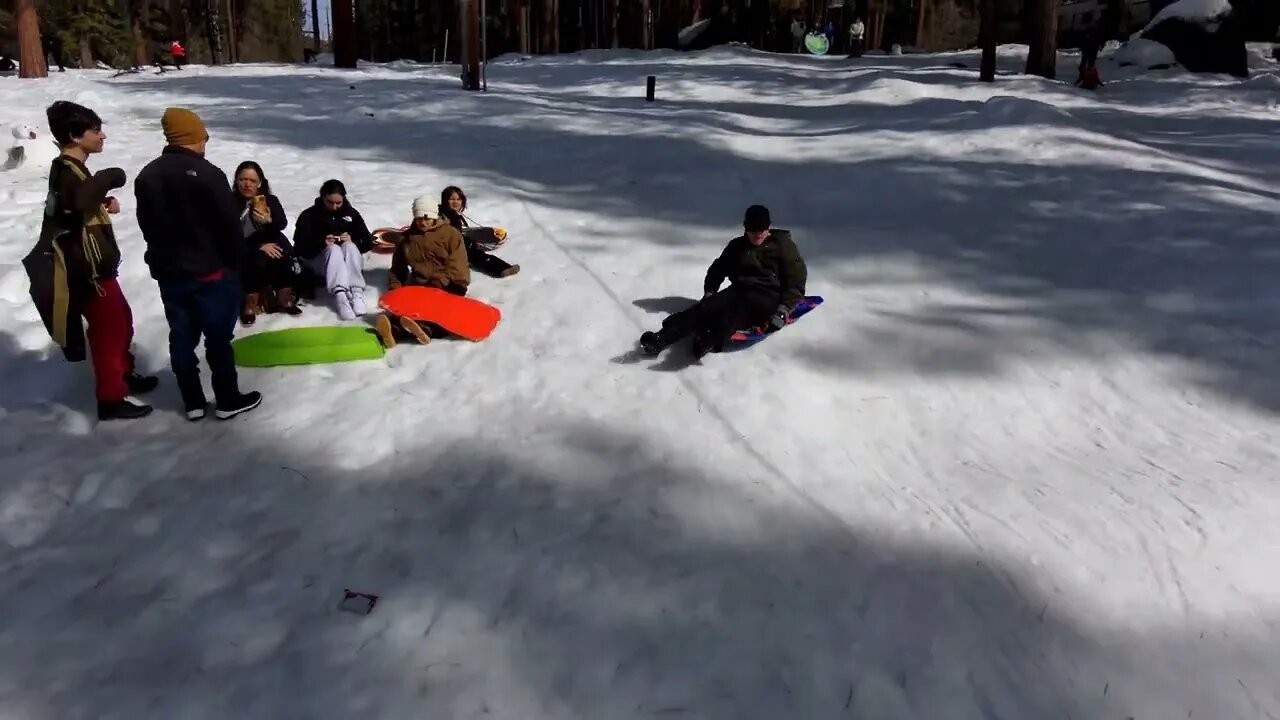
[[703, 229, 808, 311], [134, 146, 243, 281], [293, 198, 373, 259]]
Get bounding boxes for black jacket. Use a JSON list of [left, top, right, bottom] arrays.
[[134, 146, 242, 282], [22, 156, 128, 362], [704, 229, 808, 311], [234, 192, 291, 251], [293, 198, 373, 259]]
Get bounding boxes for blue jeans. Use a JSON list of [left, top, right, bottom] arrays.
[[158, 274, 242, 408]]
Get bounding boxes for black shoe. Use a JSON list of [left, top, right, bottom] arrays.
[[125, 372, 159, 395], [185, 403, 208, 422], [98, 398, 153, 421], [639, 331, 662, 356], [215, 391, 262, 420]]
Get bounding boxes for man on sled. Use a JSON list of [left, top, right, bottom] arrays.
[[639, 204, 807, 359]]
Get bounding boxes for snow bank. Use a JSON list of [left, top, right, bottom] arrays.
[[1141, 0, 1232, 34], [975, 95, 1075, 125], [1113, 38, 1179, 68]]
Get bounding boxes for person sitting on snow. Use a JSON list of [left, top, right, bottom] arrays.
[[374, 195, 471, 347], [439, 185, 519, 278], [639, 204, 807, 359], [293, 178, 373, 320]]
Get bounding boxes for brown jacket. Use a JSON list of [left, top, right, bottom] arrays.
[[388, 220, 470, 290]]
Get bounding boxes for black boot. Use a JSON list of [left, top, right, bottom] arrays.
[[125, 372, 159, 395], [98, 398, 153, 421], [691, 332, 713, 360], [216, 391, 262, 420], [639, 331, 663, 356]]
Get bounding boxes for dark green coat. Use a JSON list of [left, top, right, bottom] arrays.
[[703, 229, 807, 310]]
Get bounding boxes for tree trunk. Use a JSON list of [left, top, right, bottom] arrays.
[[206, 0, 226, 63], [79, 32, 94, 68], [15, 0, 47, 78], [461, 0, 480, 87], [331, 0, 357, 67], [311, 0, 321, 49], [134, 0, 151, 67], [607, 0, 617, 48], [641, 0, 651, 48], [979, 0, 996, 81], [1024, 0, 1057, 78], [541, 0, 557, 53], [225, 0, 237, 63]]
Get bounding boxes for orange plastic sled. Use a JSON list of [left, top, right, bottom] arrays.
[[378, 286, 501, 341], [371, 226, 407, 255]]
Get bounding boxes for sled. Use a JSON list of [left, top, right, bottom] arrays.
[[723, 295, 823, 351], [232, 326, 386, 367], [804, 33, 830, 56], [371, 226, 405, 255], [378, 286, 501, 341], [372, 225, 509, 255]]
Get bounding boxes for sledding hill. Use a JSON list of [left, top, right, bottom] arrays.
[[1, 45, 1279, 719]]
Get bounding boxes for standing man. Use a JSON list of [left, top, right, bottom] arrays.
[[134, 107, 262, 421], [23, 101, 157, 421]]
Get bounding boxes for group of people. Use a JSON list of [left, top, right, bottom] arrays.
[[23, 100, 807, 423]]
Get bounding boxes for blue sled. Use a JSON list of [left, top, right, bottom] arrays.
[[723, 295, 824, 351]]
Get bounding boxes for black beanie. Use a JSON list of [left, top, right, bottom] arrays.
[[743, 204, 771, 232]]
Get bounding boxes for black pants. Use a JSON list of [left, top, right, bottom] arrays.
[[242, 243, 300, 294], [467, 245, 515, 277], [660, 285, 776, 350]]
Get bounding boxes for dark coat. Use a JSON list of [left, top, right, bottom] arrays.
[[703, 229, 808, 311], [134, 146, 243, 282], [293, 198, 373, 259], [234, 192, 291, 250]]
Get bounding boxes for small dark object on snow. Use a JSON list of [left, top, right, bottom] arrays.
[[365, 112, 374, 117], [349, 84, 356, 90], [339, 589, 379, 615], [949, 61, 968, 68], [646, 75, 656, 101]]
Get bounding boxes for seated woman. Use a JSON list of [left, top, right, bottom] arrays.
[[293, 179, 373, 320], [438, 185, 519, 278], [233, 161, 301, 325], [374, 196, 471, 348]]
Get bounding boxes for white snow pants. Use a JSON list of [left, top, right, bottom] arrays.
[[313, 241, 366, 296]]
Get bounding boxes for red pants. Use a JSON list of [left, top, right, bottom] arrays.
[[82, 278, 136, 402]]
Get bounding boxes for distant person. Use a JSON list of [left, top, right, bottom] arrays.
[[638, 205, 807, 359], [293, 179, 374, 320], [22, 101, 158, 420], [848, 17, 866, 57], [231, 160, 302, 324], [791, 16, 805, 53], [170, 40, 185, 69], [134, 107, 262, 421]]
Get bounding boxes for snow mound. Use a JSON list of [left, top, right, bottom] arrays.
[[1113, 38, 1178, 68], [1140, 0, 1232, 34], [976, 96, 1075, 125]]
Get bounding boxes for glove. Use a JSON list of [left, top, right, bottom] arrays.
[[768, 305, 789, 331], [96, 167, 127, 189]]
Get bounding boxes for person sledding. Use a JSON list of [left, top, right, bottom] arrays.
[[638, 204, 807, 359], [439, 186, 519, 278], [373, 196, 471, 348]]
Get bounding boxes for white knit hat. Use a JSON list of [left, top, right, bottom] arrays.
[[411, 195, 438, 219]]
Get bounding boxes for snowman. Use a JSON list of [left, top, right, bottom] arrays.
[[3, 123, 61, 174]]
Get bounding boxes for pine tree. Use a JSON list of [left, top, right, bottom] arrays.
[[15, 0, 48, 77]]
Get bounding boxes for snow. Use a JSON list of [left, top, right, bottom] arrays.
[[2, 45, 1280, 718], [1140, 0, 1233, 34], [1112, 37, 1179, 68]]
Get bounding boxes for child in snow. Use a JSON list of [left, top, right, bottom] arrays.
[[293, 179, 373, 320], [374, 196, 471, 347], [134, 107, 262, 421], [639, 204, 807, 359], [22, 101, 158, 421], [848, 17, 866, 57], [232, 160, 302, 325], [439, 185, 519, 278]]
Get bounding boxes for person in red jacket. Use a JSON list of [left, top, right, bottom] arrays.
[[170, 40, 185, 69]]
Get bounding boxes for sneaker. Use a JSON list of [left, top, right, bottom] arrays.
[[336, 291, 357, 321], [186, 404, 207, 421], [374, 314, 397, 349], [399, 316, 432, 345], [215, 391, 262, 420], [499, 264, 520, 278], [98, 398, 153, 421], [125, 372, 159, 395], [350, 289, 367, 315]]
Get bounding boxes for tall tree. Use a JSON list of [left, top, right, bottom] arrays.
[[311, 0, 321, 48], [1024, 0, 1057, 78], [331, 0, 357, 67], [979, 0, 996, 81], [15, 0, 48, 77], [133, 0, 150, 66], [541, 0, 557, 52]]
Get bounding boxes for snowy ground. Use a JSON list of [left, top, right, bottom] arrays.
[[1, 44, 1279, 719]]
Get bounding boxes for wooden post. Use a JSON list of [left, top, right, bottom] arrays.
[[646, 75, 655, 100], [979, 0, 996, 81], [461, 0, 481, 89], [15, 0, 47, 78]]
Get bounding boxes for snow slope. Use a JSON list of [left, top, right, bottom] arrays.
[[1, 46, 1279, 719]]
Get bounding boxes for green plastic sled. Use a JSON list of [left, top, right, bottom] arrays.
[[232, 326, 386, 368]]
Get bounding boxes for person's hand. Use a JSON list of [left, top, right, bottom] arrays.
[[325, 234, 338, 246], [768, 306, 789, 331], [260, 243, 284, 259], [338, 232, 351, 244], [251, 207, 271, 225], [104, 197, 120, 215]]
